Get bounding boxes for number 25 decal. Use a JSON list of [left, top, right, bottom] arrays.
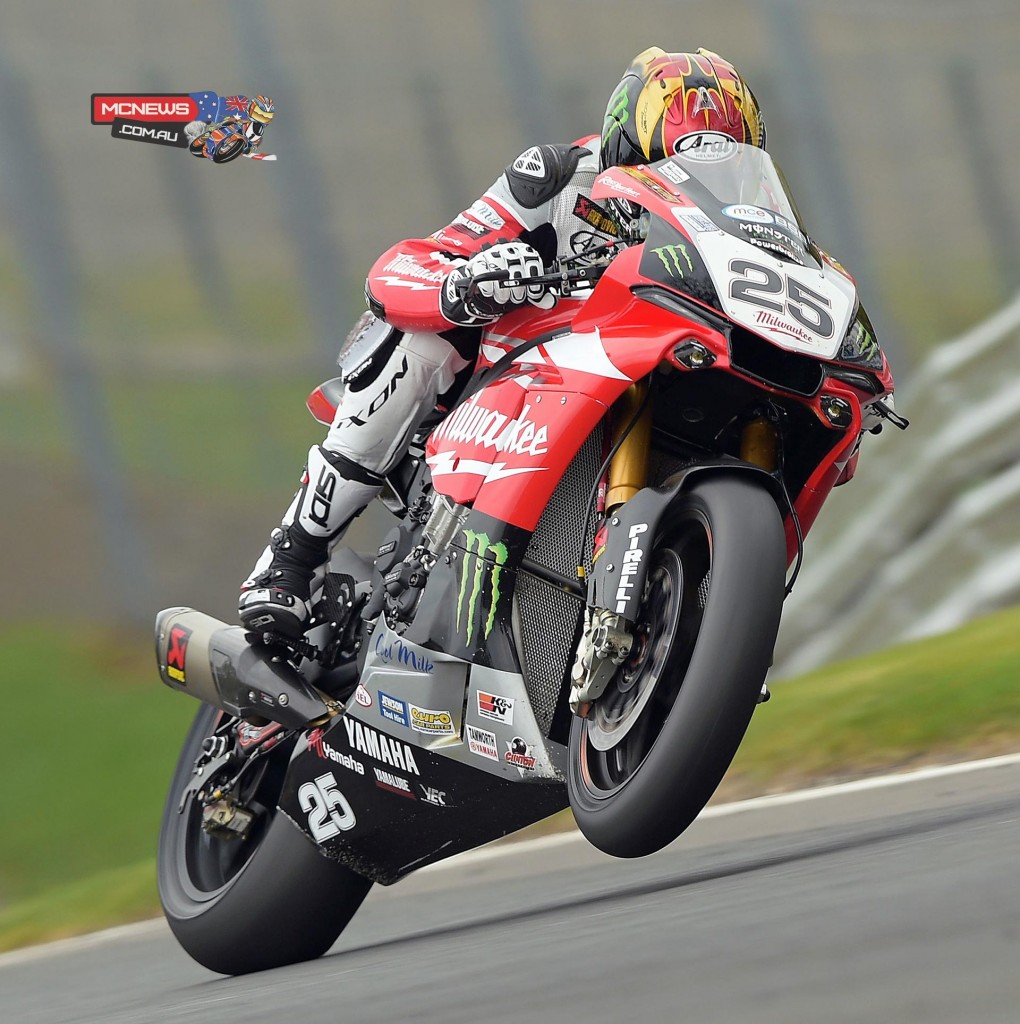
[[728, 259, 835, 339], [298, 772, 357, 842]]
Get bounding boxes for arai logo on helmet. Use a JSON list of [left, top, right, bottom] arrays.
[[674, 131, 738, 162]]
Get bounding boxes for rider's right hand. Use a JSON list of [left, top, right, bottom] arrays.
[[440, 242, 555, 326]]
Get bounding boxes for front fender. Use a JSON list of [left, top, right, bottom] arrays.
[[589, 462, 784, 620]]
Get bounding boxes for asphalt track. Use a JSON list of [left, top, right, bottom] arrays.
[[4, 756, 1020, 1024]]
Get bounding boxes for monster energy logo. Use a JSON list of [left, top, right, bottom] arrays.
[[653, 244, 694, 279], [603, 84, 629, 140], [456, 530, 509, 641]]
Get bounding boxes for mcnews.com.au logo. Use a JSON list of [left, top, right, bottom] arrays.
[[91, 92, 277, 164]]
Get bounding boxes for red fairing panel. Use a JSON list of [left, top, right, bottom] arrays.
[[365, 198, 526, 334]]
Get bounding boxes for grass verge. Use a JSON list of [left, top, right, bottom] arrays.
[[2, 603, 1020, 953]]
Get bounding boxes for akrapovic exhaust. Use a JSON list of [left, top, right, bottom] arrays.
[[154, 607, 335, 729]]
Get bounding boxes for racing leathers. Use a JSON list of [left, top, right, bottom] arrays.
[[238, 135, 622, 636]]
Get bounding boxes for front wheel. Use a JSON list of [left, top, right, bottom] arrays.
[[568, 476, 786, 858], [158, 705, 372, 975]]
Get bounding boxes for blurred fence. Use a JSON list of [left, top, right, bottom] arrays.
[[775, 290, 1020, 676], [1, 0, 1019, 632]]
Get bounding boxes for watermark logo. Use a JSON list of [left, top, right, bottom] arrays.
[[91, 91, 277, 164]]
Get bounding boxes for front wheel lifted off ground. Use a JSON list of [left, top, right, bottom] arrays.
[[568, 475, 786, 858]]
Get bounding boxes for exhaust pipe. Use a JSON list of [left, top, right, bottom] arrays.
[[154, 607, 336, 729]]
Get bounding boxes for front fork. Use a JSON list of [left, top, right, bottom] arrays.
[[569, 394, 780, 716], [570, 382, 652, 715]]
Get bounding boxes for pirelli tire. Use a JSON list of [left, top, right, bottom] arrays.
[[567, 475, 786, 858], [158, 704, 373, 976]]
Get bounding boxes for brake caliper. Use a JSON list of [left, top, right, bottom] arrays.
[[569, 607, 634, 715]]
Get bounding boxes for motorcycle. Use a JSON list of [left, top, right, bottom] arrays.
[[155, 139, 904, 975], [188, 116, 255, 163]]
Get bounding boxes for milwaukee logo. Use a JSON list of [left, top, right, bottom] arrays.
[[433, 396, 549, 457]]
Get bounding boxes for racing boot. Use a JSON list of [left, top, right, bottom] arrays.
[[239, 444, 382, 638]]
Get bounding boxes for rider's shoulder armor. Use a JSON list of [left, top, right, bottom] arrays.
[[504, 143, 586, 209]]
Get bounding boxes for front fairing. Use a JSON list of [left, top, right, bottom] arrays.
[[594, 145, 868, 365]]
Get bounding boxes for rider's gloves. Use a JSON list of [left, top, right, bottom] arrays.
[[440, 242, 555, 326]]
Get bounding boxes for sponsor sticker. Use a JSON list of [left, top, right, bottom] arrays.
[[452, 213, 489, 237], [723, 204, 773, 224], [419, 784, 449, 807], [467, 724, 499, 761], [165, 624, 191, 684], [354, 684, 373, 708], [657, 161, 690, 186], [600, 176, 642, 199], [505, 737, 537, 772], [374, 632, 435, 673], [468, 199, 505, 230], [307, 727, 366, 775], [615, 523, 648, 614], [373, 766, 416, 798], [342, 717, 420, 775], [572, 195, 620, 237], [379, 691, 411, 728], [477, 690, 514, 726], [409, 704, 456, 736], [674, 210, 718, 235]]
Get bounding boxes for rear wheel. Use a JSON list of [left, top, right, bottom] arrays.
[[568, 476, 786, 858], [158, 705, 372, 975]]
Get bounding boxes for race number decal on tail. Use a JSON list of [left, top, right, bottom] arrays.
[[298, 773, 356, 842]]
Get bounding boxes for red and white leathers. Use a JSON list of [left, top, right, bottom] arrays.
[[240, 135, 622, 635]]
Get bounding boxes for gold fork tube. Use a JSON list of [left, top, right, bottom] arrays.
[[740, 417, 778, 472], [606, 381, 652, 511]]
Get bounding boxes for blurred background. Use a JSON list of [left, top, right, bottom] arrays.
[[2, 0, 1020, 936]]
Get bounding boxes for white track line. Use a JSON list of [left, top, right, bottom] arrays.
[[3, 751, 1019, 968]]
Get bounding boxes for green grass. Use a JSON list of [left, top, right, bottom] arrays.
[[727, 604, 1020, 795], [0, 622, 196, 905], [2, 604, 1020, 953]]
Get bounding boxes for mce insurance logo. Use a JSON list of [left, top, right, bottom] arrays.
[[91, 92, 277, 164]]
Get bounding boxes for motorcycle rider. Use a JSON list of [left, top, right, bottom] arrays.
[[238, 47, 767, 638], [239, 95, 274, 151]]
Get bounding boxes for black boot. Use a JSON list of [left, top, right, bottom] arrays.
[[239, 445, 381, 637]]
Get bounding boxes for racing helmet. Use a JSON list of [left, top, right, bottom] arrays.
[[248, 95, 275, 124], [601, 47, 766, 170]]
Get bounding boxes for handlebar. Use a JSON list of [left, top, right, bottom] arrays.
[[453, 260, 612, 301]]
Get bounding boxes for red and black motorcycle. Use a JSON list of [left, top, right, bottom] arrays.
[[155, 140, 902, 975]]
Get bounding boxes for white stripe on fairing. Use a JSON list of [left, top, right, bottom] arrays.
[[4, 751, 1019, 967], [521, 328, 631, 381]]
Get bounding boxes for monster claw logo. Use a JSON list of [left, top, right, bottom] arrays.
[[456, 530, 509, 642], [653, 243, 694, 279], [603, 84, 630, 141]]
